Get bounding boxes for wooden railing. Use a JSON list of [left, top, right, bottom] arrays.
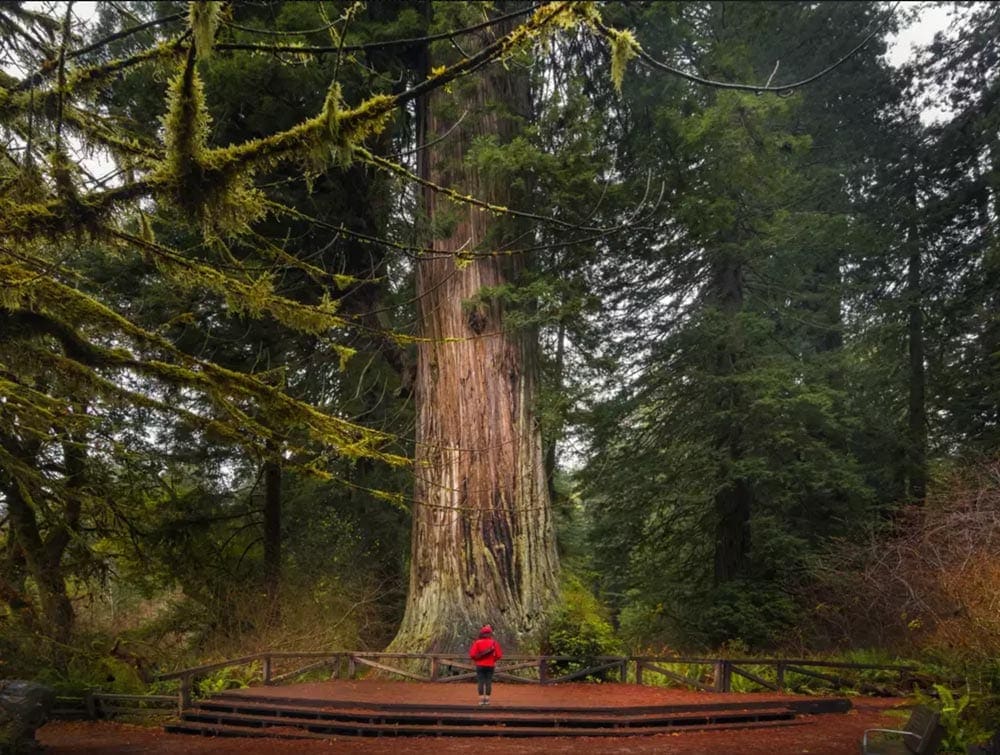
[[52, 691, 180, 719], [152, 651, 918, 708], [633, 657, 918, 693], [49, 651, 921, 719]]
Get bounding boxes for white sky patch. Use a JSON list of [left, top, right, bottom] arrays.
[[886, 1, 954, 68]]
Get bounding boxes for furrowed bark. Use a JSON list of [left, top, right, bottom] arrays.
[[390, 2, 559, 653]]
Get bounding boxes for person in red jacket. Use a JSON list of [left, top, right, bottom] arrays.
[[468, 624, 502, 705]]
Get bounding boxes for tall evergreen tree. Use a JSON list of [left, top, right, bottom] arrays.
[[391, 1, 559, 652], [914, 3, 1000, 457], [580, 0, 901, 648]]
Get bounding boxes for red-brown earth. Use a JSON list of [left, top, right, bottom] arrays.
[[37, 679, 911, 754]]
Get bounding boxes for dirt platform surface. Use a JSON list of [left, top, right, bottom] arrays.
[[38, 680, 910, 754]]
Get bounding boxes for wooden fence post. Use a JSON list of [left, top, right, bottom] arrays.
[[430, 656, 439, 681], [635, 660, 643, 686], [539, 656, 548, 684], [330, 653, 341, 679], [262, 654, 272, 685], [179, 675, 192, 711], [620, 658, 628, 683], [84, 690, 97, 720], [776, 661, 785, 691], [714, 661, 731, 692], [348, 655, 357, 680]]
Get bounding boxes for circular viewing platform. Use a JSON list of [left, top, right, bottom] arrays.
[[165, 679, 853, 740]]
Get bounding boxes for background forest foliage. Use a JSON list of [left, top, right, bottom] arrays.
[[1, 0, 998, 728]]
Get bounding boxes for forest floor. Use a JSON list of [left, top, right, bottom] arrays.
[[37, 680, 911, 754]]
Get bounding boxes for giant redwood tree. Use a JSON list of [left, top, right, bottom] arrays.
[[390, 2, 560, 652]]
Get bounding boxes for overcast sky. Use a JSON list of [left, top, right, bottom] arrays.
[[887, 1, 953, 67]]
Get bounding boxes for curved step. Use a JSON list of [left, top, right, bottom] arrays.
[[209, 689, 840, 715], [166, 716, 807, 739], [189, 699, 798, 729], [181, 705, 796, 732]]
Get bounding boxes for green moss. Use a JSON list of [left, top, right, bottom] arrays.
[[189, 1, 222, 60], [607, 27, 639, 94], [66, 41, 180, 92]]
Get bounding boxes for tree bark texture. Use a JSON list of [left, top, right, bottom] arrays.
[[390, 3, 559, 652]]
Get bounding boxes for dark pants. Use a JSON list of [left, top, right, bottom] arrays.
[[476, 666, 494, 696]]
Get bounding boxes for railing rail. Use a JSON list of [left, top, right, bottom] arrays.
[[52, 691, 181, 719], [50, 651, 922, 719], [151, 651, 920, 708]]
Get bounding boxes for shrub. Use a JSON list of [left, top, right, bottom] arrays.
[[194, 662, 260, 698], [542, 575, 622, 679], [917, 684, 995, 754], [809, 458, 1000, 661]]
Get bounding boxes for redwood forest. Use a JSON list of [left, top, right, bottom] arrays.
[[1, 0, 999, 748]]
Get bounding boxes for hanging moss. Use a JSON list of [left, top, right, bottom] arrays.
[[534, 1, 600, 34], [66, 41, 182, 93], [189, 0, 222, 61], [11, 270, 409, 468], [607, 27, 639, 94], [49, 149, 77, 203], [0, 201, 58, 239], [159, 51, 209, 197]]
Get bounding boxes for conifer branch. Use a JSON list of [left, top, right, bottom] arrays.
[[204, 3, 578, 176], [11, 35, 185, 94], [107, 229, 350, 337], [216, 3, 541, 55], [356, 147, 611, 233], [592, 2, 900, 94], [70, 10, 186, 60], [5, 274, 407, 467]]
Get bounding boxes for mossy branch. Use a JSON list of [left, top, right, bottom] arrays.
[[189, 1, 221, 60], [5, 273, 407, 467], [108, 229, 348, 335], [2, 3, 593, 245], [356, 147, 604, 232]]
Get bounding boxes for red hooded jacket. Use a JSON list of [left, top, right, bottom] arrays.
[[469, 636, 502, 668]]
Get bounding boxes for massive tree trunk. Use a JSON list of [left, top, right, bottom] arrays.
[[390, 3, 559, 652]]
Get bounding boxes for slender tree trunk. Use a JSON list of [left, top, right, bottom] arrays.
[[262, 457, 281, 616], [0, 532, 32, 618], [544, 321, 566, 503], [713, 476, 752, 583], [390, 3, 559, 652], [1, 459, 75, 644], [0, 400, 86, 647], [711, 256, 752, 585], [905, 208, 927, 503]]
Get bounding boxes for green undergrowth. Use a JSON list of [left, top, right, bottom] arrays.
[[541, 574, 622, 681], [192, 662, 260, 699]]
